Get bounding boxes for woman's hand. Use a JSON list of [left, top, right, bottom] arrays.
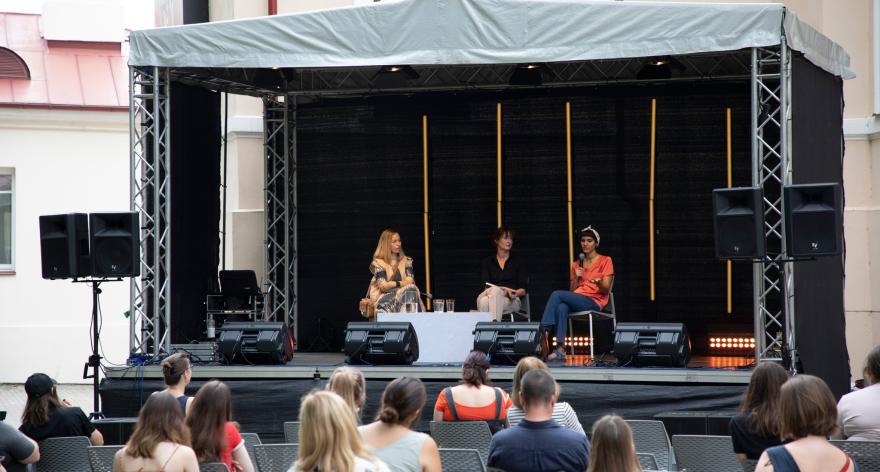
[[575, 267, 584, 278]]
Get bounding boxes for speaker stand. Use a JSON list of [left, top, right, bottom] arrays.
[[303, 316, 333, 352], [73, 278, 121, 420]]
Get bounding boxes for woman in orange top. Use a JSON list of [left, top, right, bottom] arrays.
[[433, 351, 512, 433], [541, 226, 614, 362]]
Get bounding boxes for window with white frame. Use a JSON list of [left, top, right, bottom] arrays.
[[0, 169, 13, 271]]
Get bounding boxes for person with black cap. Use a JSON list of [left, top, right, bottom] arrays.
[[540, 226, 614, 362], [18, 373, 104, 445]]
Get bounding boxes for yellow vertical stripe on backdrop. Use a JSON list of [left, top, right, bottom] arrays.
[[422, 114, 431, 310], [497, 103, 503, 227], [726, 107, 733, 314], [649, 99, 656, 301], [566, 101, 574, 265]]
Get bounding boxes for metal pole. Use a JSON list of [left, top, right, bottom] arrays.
[[750, 48, 763, 361]]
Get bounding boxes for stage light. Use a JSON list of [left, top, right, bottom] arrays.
[[709, 335, 756, 354], [509, 63, 544, 86]]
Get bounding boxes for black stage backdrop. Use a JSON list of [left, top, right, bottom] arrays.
[[296, 83, 754, 354], [790, 56, 850, 398]]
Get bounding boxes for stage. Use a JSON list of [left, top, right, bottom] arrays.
[[102, 353, 751, 442]]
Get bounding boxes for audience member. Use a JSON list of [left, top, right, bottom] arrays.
[[837, 344, 880, 440], [506, 356, 583, 434], [360, 377, 441, 472], [487, 369, 589, 472], [587, 415, 641, 472], [0, 422, 39, 472], [187, 380, 254, 472], [291, 390, 389, 472], [756, 375, 856, 472], [18, 373, 103, 445], [113, 392, 199, 472], [433, 351, 511, 433], [327, 366, 367, 421], [730, 361, 789, 461], [159, 353, 194, 415]]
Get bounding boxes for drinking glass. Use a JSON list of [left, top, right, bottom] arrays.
[[446, 299, 455, 312], [433, 299, 445, 312]]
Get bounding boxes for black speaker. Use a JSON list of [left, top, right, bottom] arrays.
[[91, 417, 137, 445], [712, 187, 765, 259], [613, 322, 691, 367], [217, 322, 294, 365], [784, 183, 841, 257], [343, 322, 419, 365], [39, 213, 91, 279], [473, 322, 543, 365], [89, 212, 139, 277]]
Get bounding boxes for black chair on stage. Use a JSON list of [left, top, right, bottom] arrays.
[[430, 421, 492, 465], [568, 277, 616, 358], [504, 294, 531, 322], [253, 443, 298, 472], [87, 445, 124, 472], [438, 448, 487, 472]]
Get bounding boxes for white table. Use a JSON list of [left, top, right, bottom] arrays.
[[376, 312, 493, 363]]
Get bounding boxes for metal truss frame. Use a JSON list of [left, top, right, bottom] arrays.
[[129, 66, 172, 358], [751, 42, 796, 368], [263, 96, 298, 333]]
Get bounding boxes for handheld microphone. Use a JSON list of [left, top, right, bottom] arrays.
[[578, 252, 585, 280]]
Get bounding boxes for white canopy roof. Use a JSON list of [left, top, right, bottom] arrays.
[[129, 0, 853, 79]]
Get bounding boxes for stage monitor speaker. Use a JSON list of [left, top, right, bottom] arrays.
[[473, 322, 543, 365], [217, 322, 294, 365], [784, 183, 841, 257], [343, 322, 419, 365], [712, 187, 765, 260], [613, 322, 691, 367], [39, 213, 91, 279], [89, 212, 140, 277]]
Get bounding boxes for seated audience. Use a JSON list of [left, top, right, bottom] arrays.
[[837, 344, 880, 440], [477, 226, 528, 322], [487, 369, 589, 472], [433, 351, 511, 433], [730, 361, 789, 461], [292, 391, 389, 472], [756, 375, 856, 472], [327, 366, 367, 421], [360, 377, 441, 472], [506, 356, 583, 434], [113, 392, 199, 472], [159, 352, 194, 415], [187, 380, 254, 472], [587, 415, 641, 472], [0, 422, 39, 472], [18, 373, 103, 445]]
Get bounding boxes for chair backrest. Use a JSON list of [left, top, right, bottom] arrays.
[[626, 420, 675, 471], [637, 452, 659, 470], [742, 458, 758, 472], [282, 421, 300, 444], [430, 421, 493, 465], [35, 436, 91, 471], [240, 432, 261, 470], [87, 445, 124, 472], [671, 434, 741, 472], [200, 462, 231, 472], [831, 439, 880, 471], [439, 448, 487, 472], [253, 443, 298, 472]]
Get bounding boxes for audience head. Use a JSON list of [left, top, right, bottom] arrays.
[[22, 373, 63, 425], [461, 350, 491, 387], [780, 374, 838, 440], [519, 368, 557, 408], [296, 390, 373, 472], [377, 376, 426, 426], [374, 228, 405, 262], [864, 344, 880, 385], [588, 415, 641, 472], [125, 392, 190, 458], [511, 356, 556, 409], [491, 226, 514, 249], [740, 361, 789, 435], [161, 353, 192, 387], [327, 367, 366, 415], [186, 380, 233, 463]]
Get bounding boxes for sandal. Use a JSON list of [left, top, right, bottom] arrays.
[[547, 348, 566, 362]]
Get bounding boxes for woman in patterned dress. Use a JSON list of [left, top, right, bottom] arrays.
[[368, 229, 423, 313]]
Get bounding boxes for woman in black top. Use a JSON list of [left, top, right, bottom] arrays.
[[477, 226, 528, 321], [729, 361, 788, 461]]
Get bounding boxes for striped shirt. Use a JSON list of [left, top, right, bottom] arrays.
[[506, 402, 585, 435]]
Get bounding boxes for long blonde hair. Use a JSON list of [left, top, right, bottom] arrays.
[[294, 391, 375, 472], [373, 229, 406, 265], [511, 356, 553, 409], [326, 367, 366, 419], [587, 415, 642, 472]]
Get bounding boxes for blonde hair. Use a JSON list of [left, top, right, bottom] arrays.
[[587, 415, 642, 472], [373, 229, 406, 265], [327, 367, 366, 417], [294, 391, 375, 472], [511, 356, 559, 409]]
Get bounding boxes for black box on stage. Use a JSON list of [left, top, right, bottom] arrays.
[[473, 322, 543, 365], [217, 322, 294, 365], [92, 417, 137, 445], [712, 187, 765, 260], [784, 183, 841, 257], [39, 213, 91, 279], [89, 212, 140, 278], [343, 322, 419, 365], [613, 322, 691, 367]]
